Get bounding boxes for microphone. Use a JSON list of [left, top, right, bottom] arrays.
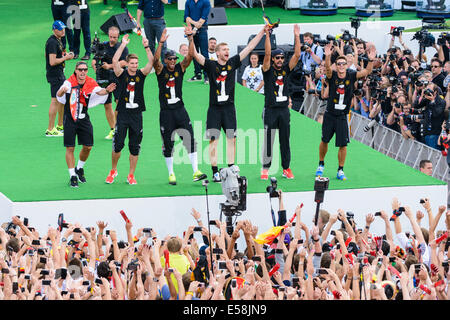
[[202, 180, 209, 187]]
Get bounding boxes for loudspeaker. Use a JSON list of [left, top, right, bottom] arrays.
[[100, 13, 135, 34], [248, 34, 276, 51], [208, 7, 228, 25]]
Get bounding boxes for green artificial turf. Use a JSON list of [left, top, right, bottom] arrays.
[[0, 0, 443, 202]]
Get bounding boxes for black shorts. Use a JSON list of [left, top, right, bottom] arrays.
[[48, 77, 65, 98], [63, 116, 93, 147], [104, 87, 120, 105], [321, 112, 350, 147], [206, 105, 236, 140], [113, 112, 143, 155], [160, 107, 196, 157]]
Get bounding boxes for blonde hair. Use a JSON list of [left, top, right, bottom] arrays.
[[215, 42, 228, 52]]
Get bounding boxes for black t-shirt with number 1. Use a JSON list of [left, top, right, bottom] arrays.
[[263, 64, 292, 108], [203, 55, 241, 108], [326, 69, 357, 116], [116, 69, 147, 114], [156, 63, 185, 110]]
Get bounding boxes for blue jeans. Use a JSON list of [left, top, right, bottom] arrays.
[[424, 134, 439, 150], [143, 18, 166, 62], [73, 10, 91, 55], [51, 3, 74, 52], [193, 27, 209, 78]]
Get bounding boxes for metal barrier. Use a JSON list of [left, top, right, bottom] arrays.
[[300, 93, 449, 182]]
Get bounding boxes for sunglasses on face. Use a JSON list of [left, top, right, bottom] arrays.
[[336, 62, 347, 66], [431, 65, 440, 68], [167, 57, 178, 61], [274, 56, 285, 60], [76, 68, 88, 72]]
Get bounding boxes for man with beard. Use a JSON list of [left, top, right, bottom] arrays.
[[154, 28, 207, 185], [260, 24, 301, 180]]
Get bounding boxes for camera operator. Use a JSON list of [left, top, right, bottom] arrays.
[[331, 35, 353, 63], [382, 48, 406, 77], [386, 94, 408, 133], [414, 83, 446, 149], [352, 39, 368, 70], [398, 103, 421, 140], [430, 58, 446, 93], [351, 79, 370, 118], [300, 32, 324, 72], [306, 61, 328, 123], [433, 36, 449, 63], [412, 74, 429, 106], [91, 26, 129, 140]]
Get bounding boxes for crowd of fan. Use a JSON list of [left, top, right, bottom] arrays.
[[0, 192, 449, 300]]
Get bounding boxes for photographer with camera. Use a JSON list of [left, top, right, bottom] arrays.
[[431, 58, 446, 94], [300, 32, 324, 72], [305, 61, 328, 123], [351, 79, 371, 118], [414, 83, 446, 149], [91, 26, 129, 140], [386, 94, 408, 133], [398, 103, 421, 140], [433, 33, 449, 63]]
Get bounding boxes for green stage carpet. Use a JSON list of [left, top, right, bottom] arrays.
[[0, 0, 443, 202]]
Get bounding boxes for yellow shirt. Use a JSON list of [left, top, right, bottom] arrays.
[[160, 253, 190, 292]]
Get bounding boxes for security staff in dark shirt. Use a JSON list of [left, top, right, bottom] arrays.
[[260, 24, 301, 181], [91, 26, 129, 140], [45, 20, 74, 137], [71, 0, 91, 60], [51, 0, 74, 52], [153, 29, 207, 185], [137, 0, 168, 61]]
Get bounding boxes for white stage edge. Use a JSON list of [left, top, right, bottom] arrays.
[[1, 184, 447, 247]]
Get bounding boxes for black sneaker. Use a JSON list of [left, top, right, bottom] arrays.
[[188, 74, 202, 82], [75, 168, 86, 183], [70, 175, 79, 188]]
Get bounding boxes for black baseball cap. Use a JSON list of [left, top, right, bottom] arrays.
[[164, 50, 178, 59], [271, 48, 285, 57]]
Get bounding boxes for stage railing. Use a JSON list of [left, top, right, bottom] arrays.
[[300, 93, 449, 182]]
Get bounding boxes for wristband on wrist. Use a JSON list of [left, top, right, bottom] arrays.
[[144, 46, 150, 49], [186, 291, 194, 296]]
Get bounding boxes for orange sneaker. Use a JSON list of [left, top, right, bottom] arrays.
[[282, 168, 294, 179], [261, 168, 269, 180], [127, 174, 137, 185], [105, 170, 118, 184]]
